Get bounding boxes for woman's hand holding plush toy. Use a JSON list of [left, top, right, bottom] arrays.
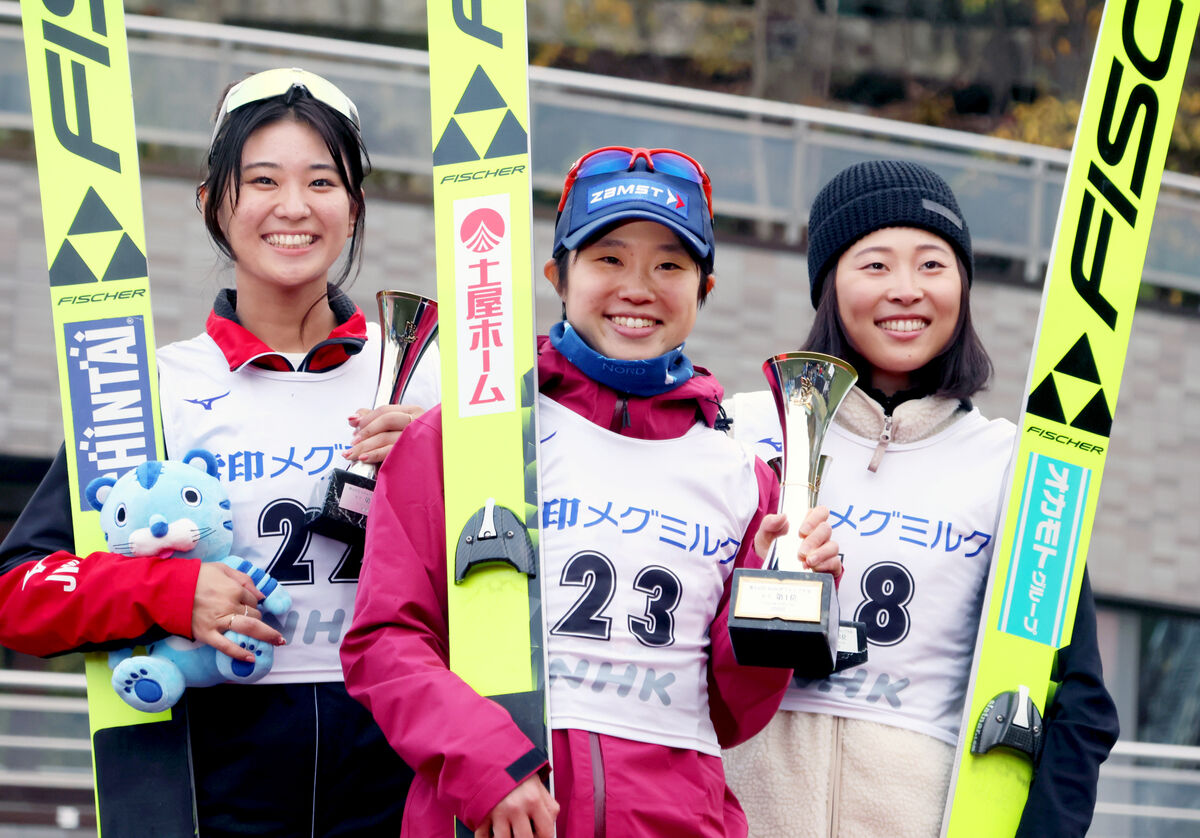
[[192, 562, 284, 663]]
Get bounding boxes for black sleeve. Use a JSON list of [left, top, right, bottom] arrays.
[[0, 445, 74, 575], [1015, 568, 1119, 838]]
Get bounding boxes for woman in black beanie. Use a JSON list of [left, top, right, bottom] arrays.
[[721, 160, 1118, 838]]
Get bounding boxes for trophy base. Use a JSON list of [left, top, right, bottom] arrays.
[[305, 468, 375, 546], [728, 567, 841, 677]]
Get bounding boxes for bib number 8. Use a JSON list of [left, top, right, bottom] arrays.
[[854, 561, 914, 646]]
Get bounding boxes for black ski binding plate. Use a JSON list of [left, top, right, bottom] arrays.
[[971, 684, 1045, 762], [454, 498, 535, 583]]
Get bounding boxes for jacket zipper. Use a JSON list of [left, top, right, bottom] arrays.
[[610, 396, 630, 433], [828, 715, 843, 837], [589, 731, 606, 838], [868, 414, 893, 473]]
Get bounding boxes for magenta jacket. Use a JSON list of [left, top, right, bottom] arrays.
[[341, 337, 789, 837]]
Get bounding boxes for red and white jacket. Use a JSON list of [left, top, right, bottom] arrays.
[[341, 337, 790, 838], [0, 287, 372, 657]]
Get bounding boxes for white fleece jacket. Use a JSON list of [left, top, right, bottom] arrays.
[[723, 387, 978, 838]]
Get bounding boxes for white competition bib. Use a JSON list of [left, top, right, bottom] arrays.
[[730, 390, 1014, 744], [157, 324, 440, 683], [538, 396, 759, 755]]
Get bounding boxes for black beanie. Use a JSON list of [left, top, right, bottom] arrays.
[[806, 160, 974, 307]]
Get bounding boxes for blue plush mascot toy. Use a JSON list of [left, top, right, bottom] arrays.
[[85, 449, 291, 713]]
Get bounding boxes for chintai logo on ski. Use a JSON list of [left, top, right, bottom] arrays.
[[998, 453, 1091, 647], [454, 196, 515, 417], [588, 178, 688, 219], [65, 315, 154, 511]]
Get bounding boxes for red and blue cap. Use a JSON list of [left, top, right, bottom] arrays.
[[553, 147, 716, 275]]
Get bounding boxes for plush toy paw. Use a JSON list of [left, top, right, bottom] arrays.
[[214, 632, 275, 683], [111, 656, 186, 713], [260, 584, 292, 616], [222, 556, 292, 616]]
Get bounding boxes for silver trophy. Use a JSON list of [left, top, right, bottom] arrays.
[[729, 351, 863, 677], [306, 290, 438, 545]]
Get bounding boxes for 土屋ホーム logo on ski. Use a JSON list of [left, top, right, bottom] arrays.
[[454, 196, 516, 417], [460, 207, 506, 252]]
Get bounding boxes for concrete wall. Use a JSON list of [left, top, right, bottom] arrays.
[[2, 157, 1197, 610]]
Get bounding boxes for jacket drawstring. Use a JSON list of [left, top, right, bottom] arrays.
[[710, 398, 732, 432]]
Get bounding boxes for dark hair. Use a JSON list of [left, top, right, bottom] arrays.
[[802, 256, 993, 399], [553, 222, 713, 309], [196, 91, 371, 287]]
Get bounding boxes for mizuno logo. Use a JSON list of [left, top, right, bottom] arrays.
[[185, 392, 231, 411]]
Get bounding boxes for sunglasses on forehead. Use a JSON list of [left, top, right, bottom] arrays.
[[208, 67, 362, 152], [558, 146, 714, 218]]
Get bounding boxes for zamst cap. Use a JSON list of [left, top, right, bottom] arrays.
[[553, 150, 716, 274], [806, 159, 974, 307]]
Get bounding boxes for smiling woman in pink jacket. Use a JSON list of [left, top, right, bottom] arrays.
[[341, 146, 843, 838]]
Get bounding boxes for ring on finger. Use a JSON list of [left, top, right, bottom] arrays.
[[227, 614, 235, 630], [243, 604, 249, 617]]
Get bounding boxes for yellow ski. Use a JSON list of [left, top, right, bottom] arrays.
[[943, 1, 1198, 834], [426, 2, 548, 836], [20, 0, 195, 833]]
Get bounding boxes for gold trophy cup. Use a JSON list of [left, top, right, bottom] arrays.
[[729, 351, 860, 678], [306, 290, 438, 545]]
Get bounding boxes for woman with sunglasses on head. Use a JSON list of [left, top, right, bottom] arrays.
[[721, 160, 1118, 838], [0, 68, 438, 835], [341, 146, 841, 837]]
